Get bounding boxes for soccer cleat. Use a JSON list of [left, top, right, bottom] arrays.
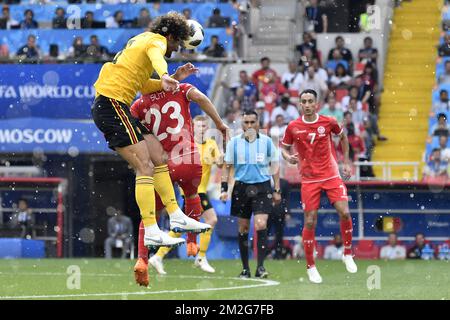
[[149, 255, 167, 275], [238, 269, 251, 278], [187, 242, 200, 257], [342, 254, 358, 273], [169, 209, 211, 234], [133, 258, 149, 287], [144, 230, 185, 249], [255, 266, 269, 278], [306, 266, 323, 284], [194, 256, 215, 273]]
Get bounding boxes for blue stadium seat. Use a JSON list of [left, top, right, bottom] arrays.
[[8, 3, 238, 26], [0, 28, 233, 55]]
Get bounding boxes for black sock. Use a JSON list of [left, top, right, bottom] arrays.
[[238, 232, 249, 270], [257, 229, 268, 268]]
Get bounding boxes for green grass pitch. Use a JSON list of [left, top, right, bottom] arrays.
[[0, 259, 448, 300]]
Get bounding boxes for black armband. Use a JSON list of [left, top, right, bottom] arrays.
[[221, 182, 228, 193]]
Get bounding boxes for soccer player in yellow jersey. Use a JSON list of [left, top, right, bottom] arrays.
[[91, 12, 211, 249], [147, 115, 223, 276], [192, 115, 223, 271]]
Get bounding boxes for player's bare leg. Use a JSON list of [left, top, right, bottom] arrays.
[[237, 218, 251, 278], [254, 212, 269, 278], [303, 210, 322, 283], [144, 134, 211, 233], [195, 208, 218, 273], [334, 200, 357, 273], [116, 142, 184, 249]]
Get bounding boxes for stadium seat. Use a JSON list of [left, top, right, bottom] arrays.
[[334, 89, 348, 102], [354, 240, 380, 259], [354, 62, 366, 76]]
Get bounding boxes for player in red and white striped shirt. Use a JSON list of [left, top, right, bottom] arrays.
[[281, 89, 357, 283]]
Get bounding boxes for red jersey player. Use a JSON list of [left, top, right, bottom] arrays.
[[130, 83, 227, 286], [281, 89, 357, 284]]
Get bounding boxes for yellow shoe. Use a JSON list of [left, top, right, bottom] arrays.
[[186, 242, 200, 257], [134, 258, 149, 287]]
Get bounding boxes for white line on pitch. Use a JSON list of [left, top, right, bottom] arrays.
[[0, 275, 280, 300]]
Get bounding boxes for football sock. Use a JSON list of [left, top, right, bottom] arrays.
[[256, 229, 268, 268], [153, 165, 179, 214], [135, 176, 156, 226], [137, 220, 148, 263], [155, 231, 182, 258], [199, 229, 213, 258], [302, 227, 316, 268], [238, 232, 250, 270], [185, 196, 203, 246], [340, 218, 353, 255]]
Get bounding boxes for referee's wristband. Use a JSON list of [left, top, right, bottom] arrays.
[[221, 182, 228, 193]]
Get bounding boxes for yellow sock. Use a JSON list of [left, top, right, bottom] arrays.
[[156, 231, 182, 258], [154, 165, 179, 214], [199, 228, 213, 258], [135, 176, 156, 227]]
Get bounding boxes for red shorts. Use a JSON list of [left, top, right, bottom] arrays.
[[155, 152, 202, 211], [300, 177, 348, 212]]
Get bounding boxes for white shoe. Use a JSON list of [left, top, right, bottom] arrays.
[[169, 209, 211, 234], [194, 256, 215, 273], [144, 229, 185, 248], [149, 255, 167, 275], [342, 254, 358, 273], [306, 266, 322, 284]]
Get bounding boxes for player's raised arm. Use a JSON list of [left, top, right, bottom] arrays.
[[187, 87, 229, 136], [141, 63, 200, 95]]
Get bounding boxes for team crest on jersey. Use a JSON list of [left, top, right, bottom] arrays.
[[317, 126, 325, 134]]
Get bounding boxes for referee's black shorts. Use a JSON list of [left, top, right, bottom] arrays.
[[91, 95, 150, 150], [230, 180, 273, 219]]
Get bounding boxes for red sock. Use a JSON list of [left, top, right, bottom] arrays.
[[340, 218, 353, 256], [302, 228, 315, 269], [138, 220, 148, 263], [185, 195, 202, 245]]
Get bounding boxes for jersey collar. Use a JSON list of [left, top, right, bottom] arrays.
[[302, 114, 319, 124]]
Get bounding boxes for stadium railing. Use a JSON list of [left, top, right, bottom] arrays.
[[352, 161, 420, 181]]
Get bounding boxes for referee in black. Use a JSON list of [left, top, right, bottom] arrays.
[[220, 110, 281, 278]]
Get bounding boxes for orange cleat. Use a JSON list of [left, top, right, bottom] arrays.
[[186, 242, 200, 257], [134, 258, 149, 287]]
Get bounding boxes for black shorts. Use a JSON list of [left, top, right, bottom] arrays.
[[230, 180, 273, 219], [199, 192, 213, 211], [91, 95, 150, 150]]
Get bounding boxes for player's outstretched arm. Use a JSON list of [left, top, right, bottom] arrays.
[[141, 63, 197, 95], [172, 63, 199, 81], [188, 88, 229, 136]]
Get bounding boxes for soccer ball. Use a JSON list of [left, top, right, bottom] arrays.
[[183, 19, 204, 50]]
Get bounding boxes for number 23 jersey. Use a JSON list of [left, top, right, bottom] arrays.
[[130, 83, 196, 159], [282, 114, 343, 183]]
